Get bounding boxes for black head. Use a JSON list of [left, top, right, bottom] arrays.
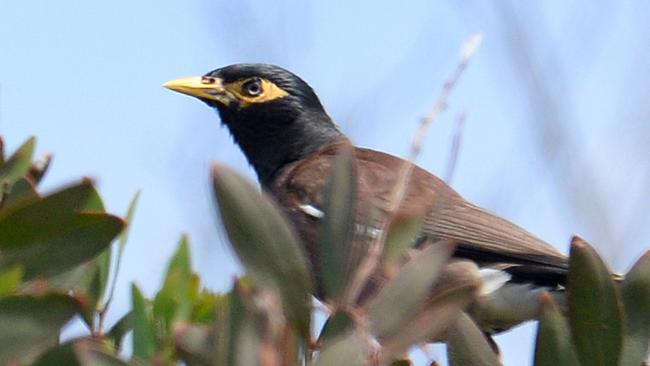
[[165, 63, 344, 185]]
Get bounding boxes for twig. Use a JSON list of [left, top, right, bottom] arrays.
[[342, 33, 483, 306], [98, 191, 141, 333], [444, 111, 467, 184]]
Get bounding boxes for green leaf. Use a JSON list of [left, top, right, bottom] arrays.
[[315, 332, 368, 366], [382, 213, 424, 270], [0, 177, 120, 282], [0, 136, 35, 185], [447, 313, 501, 366], [620, 250, 650, 366], [106, 311, 132, 352], [216, 279, 248, 366], [47, 261, 101, 326], [235, 316, 262, 366], [0, 265, 23, 297], [132, 284, 155, 362], [368, 240, 455, 339], [318, 146, 357, 302], [567, 236, 623, 366], [2, 176, 39, 211], [74, 339, 128, 366], [534, 293, 580, 366], [318, 309, 354, 344], [93, 248, 112, 310], [31, 340, 81, 366], [192, 290, 222, 324], [117, 190, 139, 241], [382, 260, 480, 357], [0, 294, 80, 365], [0, 213, 125, 279], [103, 191, 141, 319], [0, 180, 102, 241], [211, 164, 312, 336], [153, 236, 196, 330]]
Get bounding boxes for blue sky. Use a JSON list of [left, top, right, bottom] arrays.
[[2, 1, 649, 364]]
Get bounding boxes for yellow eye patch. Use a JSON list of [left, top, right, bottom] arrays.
[[225, 78, 289, 106]]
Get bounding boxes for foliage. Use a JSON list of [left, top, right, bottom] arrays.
[[0, 136, 648, 365]]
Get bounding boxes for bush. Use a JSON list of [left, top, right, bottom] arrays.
[[0, 136, 648, 366]]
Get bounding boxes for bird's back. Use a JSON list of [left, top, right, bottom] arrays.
[[270, 141, 569, 288]]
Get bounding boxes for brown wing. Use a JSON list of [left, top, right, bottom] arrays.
[[271, 142, 568, 286]]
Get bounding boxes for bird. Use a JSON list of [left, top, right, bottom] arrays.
[[164, 63, 570, 335]]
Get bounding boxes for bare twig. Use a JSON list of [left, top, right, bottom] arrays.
[[445, 111, 468, 184], [342, 33, 483, 306]]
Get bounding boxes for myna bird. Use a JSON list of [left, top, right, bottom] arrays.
[[164, 63, 569, 334]]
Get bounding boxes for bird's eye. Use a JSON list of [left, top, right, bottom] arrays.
[[242, 78, 263, 96]]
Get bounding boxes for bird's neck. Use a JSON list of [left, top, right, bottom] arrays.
[[224, 110, 345, 186]]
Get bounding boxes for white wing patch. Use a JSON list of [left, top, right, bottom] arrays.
[[299, 204, 324, 219], [479, 268, 512, 296]]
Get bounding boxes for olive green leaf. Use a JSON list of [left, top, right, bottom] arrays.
[[368, 240, 455, 339], [318, 146, 357, 302], [567, 236, 623, 366], [534, 292, 580, 366], [315, 332, 368, 366], [212, 164, 312, 336], [132, 284, 155, 362], [619, 250, 650, 366], [0, 294, 80, 365], [447, 313, 501, 366], [0, 136, 35, 185]]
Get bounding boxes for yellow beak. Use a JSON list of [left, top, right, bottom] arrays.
[[163, 76, 232, 105]]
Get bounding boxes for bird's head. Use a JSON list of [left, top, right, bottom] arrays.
[[164, 63, 343, 184]]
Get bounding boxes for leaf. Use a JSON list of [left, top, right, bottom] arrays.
[[235, 316, 262, 366], [0, 294, 80, 365], [153, 236, 197, 330], [620, 250, 650, 366], [446, 313, 502, 366], [0, 178, 113, 281], [314, 332, 368, 366], [47, 261, 101, 326], [2, 176, 39, 211], [103, 191, 141, 317], [0, 136, 35, 185], [534, 292, 580, 366], [368, 240, 455, 339], [382, 260, 480, 357], [132, 284, 155, 362], [0, 265, 23, 297], [215, 279, 248, 366], [567, 236, 623, 366], [117, 190, 140, 252], [31, 339, 81, 366], [318, 146, 357, 302], [74, 339, 128, 366], [106, 311, 132, 352], [0, 213, 125, 279], [212, 164, 312, 336], [382, 213, 424, 270], [318, 309, 354, 344], [0, 180, 103, 244], [192, 290, 223, 324]]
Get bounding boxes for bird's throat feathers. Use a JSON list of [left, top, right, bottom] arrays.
[[217, 105, 344, 186]]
